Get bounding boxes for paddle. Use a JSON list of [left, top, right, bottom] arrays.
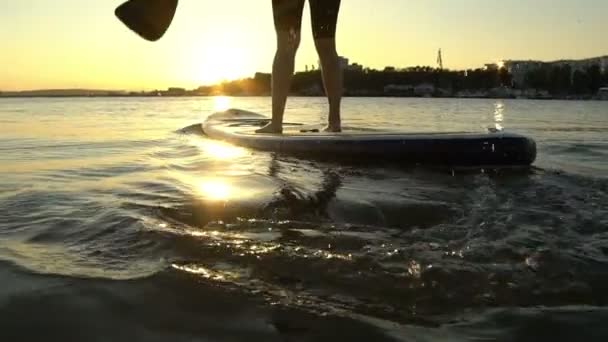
[[115, 0, 179, 41]]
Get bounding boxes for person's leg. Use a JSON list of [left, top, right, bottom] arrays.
[[257, 0, 304, 134], [310, 0, 342, 132], [315, 38, 342, 132]]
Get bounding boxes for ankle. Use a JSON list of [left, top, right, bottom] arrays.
[[269, 121, 282, 129], [328, 117, 341, 127]]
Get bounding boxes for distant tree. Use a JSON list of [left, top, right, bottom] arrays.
[[450, 71, 466, 92], [292, 71, 323, 93], [547, 66, 561, 94], [572, 70, 591, 94], [195, 85, 213, 95], [587, 64, 602, 93], [603, 69, 608, 86], [221, 80, 243, 95], [498, 67, 513, 87], [435, 70, 459, 91], [548, 65, 571, 94], [524, 65, 550, 89], [460, 68, 499, 89], [560, 65, 572, 91]]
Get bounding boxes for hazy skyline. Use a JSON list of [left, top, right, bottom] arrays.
[[1, 0, 607, 91]]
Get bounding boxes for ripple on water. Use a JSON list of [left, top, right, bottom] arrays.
[[1, 98, 608, 335]]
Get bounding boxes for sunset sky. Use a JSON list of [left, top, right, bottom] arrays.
[[1, 0, 607, 91]]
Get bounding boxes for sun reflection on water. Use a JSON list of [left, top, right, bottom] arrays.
[[198, 179, 232, 201], [494, 101, 505, 131], [170, 170, 261, 204], [197, 139, 247, 160], [213, 96, 232, 112], [171, 264, 226, 281]]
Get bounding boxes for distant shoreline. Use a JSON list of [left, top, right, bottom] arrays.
[[3, 55, 607, 101], [1, 94, 606, 101]]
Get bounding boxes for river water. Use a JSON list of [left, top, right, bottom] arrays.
[[0, 97, 607, 341]]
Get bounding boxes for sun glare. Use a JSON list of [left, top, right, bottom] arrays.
[[190, 38, 251, 85]]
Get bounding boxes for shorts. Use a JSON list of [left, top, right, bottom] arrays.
[[272, 0, 341, 39]]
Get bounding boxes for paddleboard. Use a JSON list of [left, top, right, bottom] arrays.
[[203, 109, 537, 166]]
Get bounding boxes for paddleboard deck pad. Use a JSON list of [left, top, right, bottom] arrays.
[[203, 109, 537, 166]]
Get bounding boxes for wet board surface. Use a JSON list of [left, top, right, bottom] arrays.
[[202, 109, 537, 166]]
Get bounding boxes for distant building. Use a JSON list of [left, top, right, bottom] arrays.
[[164, 87, 186, 96], [318, 56, 364, 72], [414, 83, 435, 97], [550, 56, 608, 74], [318, 56, 350, 70], [502, 60, 545, 87], [484, 63, 499, 71], [503, 55, 608, 87], [384, 84, 414, 96]]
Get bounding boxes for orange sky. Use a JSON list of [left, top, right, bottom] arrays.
[[1, 0, 607, 91]]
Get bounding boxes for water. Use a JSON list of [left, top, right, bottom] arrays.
[[0, 97, 607, 341]]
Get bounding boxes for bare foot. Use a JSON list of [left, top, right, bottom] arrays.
[[255, 123, 283, 134], [323, 125, 342, 133]]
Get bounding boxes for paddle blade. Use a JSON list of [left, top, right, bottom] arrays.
[[115, 0, 178, 41]]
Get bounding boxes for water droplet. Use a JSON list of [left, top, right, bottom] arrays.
[[525, 255, 539, 271], [408, 260, 422, 278]]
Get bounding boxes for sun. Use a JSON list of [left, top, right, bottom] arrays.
[[190, 38, 252, 85]]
